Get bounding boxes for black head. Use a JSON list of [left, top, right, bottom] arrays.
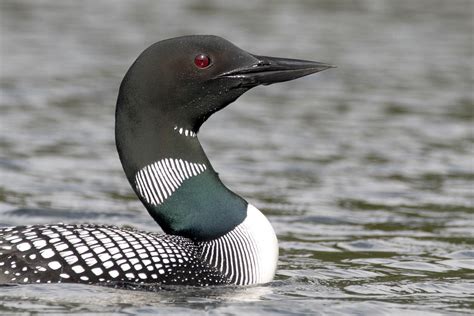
[[119, 35, 333, 132]]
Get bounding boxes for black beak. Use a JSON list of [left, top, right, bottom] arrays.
[[219, 54, 334, 88]]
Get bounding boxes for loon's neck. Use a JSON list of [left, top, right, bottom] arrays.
[[115, 95, 247, 241]]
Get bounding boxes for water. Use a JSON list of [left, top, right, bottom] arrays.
[[1, 0, 473, 314]]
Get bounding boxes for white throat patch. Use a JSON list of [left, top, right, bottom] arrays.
[[135, 158, 207, 205], [174, 126, 196, 138]]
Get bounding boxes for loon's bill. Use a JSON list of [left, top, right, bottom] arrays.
[[0, 35, 333, 286]]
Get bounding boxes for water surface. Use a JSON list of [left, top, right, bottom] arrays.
[[0, 0, 473, 315]]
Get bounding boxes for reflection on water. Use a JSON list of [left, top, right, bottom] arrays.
[[1, 0, 473, 314]]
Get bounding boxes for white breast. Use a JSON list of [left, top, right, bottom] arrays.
[[199, 204, 279, 285]]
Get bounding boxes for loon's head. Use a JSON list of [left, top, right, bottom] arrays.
[[118, 35, 332, 132], [116, 35, 332, 241]]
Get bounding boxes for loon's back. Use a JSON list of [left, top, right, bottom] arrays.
[[0, 224, 226, 286], [0, 204, 278, 286]]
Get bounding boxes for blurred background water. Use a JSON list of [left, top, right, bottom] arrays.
[[0, 0, 473, 315]]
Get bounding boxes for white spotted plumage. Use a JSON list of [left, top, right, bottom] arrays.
[[135, 158, 207, 206], [0, 205, 277, 286], [0, 224, 227, 286]]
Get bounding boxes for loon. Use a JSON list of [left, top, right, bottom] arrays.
[[0, 35, 332, 286]]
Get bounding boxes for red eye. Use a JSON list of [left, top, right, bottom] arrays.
[[194, 54, 211, 68]]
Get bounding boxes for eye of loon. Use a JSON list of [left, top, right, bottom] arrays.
[[194, 54, 211, 69]]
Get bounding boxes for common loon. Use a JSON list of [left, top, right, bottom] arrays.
[[0, 35, 332, 286]]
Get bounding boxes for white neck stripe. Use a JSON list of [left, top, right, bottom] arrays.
[[135, 158, 207, 205]]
